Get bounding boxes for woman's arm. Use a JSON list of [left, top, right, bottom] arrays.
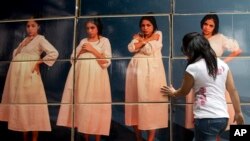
[[161, 72, 194, 97], [39, 36, 59, 66], [82, 39, 111, 68], [82, 43, 107, 61], [132, 33, 147, 50], [221, 34, 242, 63], [32, 36, 59, 74], [226, 70, 245, 124], [224, 48, 242, 63], [140, 31, 163, 55], [128, 32, 161, 52], [143, 33, 160, 42], [32, 59, 43, 74]]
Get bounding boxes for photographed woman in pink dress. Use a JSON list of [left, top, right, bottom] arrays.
[[0, 18, 59, 141], [125, 16, 168, 141], [185, 14, 242, 140], [57, 18, 112, 141]]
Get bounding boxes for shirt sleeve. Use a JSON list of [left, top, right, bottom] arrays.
[[39, 36, 59, 66], [99, 38, 112, 68], [186, 64, 197, 80], [128, 39, 140, 53], [220, 34, 240, 52], [140, 31, 163, 55], [73, 39, 86, 59]]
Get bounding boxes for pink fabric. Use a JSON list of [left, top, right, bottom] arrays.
[[0, 35, 58, 131], [57, 37, 112, 135], [125, 31, 168, 130]]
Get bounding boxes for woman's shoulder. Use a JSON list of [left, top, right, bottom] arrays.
[[36, 34, 45, 39], [212, 33, 226, 39], [154, 30, 162, 35], [99, 36, 111, 44], [35, 35, 48, 41], [186, 60, 204, 73], [189, 59, 205, 67], [79, 38, 88, 43], [100, 36, 110, 41]]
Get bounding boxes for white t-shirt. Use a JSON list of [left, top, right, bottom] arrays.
[[186, 58, 229, 119]]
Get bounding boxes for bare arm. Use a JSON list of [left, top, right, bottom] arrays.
[[161, 72, 194, 97], [226, 70, 245, 124], [81, 43, 109, 67], [224, 48, 242, 63]]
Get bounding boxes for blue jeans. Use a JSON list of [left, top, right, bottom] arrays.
[[194, 118, 228, 141]]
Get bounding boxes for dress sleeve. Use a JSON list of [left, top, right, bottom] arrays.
[[128, 39, 140, 53], [99, 38, 112, 68], [39, 36, 59, 66], [221, 34, 240, 52], [73, 39, 85, 59], [140, 31, 163, 55]]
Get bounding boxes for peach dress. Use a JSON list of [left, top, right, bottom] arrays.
[[57, 37, 112, 136], [125, 31, 168, 130], [185, 33, 240, 129], [0, 35, 59, 131]]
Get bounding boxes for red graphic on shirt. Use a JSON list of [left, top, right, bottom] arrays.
[[195, 87, 207, 108], [214, 66, 225, 75]]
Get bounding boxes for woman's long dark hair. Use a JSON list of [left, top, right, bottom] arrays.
[[181, 32, 218, 79], [85, 18, 103, 36], [139, 16, 158, 33], [85, 18, 103, 43], [200, 14, 219, 35]]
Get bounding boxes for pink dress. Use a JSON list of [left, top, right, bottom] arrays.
[[57, 37, 112, 136], [185, 33, 240, 129], [125, 31, 168, 130], [0, 35, 59, 131]]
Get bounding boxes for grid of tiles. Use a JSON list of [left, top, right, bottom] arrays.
[[0, 0, 250, 141]]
